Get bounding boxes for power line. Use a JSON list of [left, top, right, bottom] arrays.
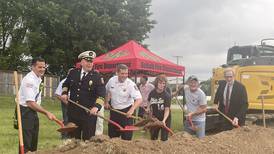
[[173, 55, 183, 89]]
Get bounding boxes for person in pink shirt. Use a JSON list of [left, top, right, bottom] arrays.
[[138, 76, 155, 117]]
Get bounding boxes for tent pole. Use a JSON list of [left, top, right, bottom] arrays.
[[134, 71, 137, 83]]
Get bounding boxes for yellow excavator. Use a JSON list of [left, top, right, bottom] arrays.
[[206, 38, 274, 130]]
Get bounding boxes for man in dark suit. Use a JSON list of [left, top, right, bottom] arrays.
[[214, 68, 248, 130], [60, 51, 106, 140]]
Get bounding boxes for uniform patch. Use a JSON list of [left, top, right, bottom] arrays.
[[26, 83, 33, 88], [96, 97, 104, 105], [89, 80, 93, 86]]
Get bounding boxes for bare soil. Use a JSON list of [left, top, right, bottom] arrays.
[[34, 125, 274, 154]]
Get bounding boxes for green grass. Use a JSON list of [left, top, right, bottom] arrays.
[[0, 95, 183, 154]]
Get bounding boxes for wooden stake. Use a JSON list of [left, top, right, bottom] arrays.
[[49, 77, 52, 98], [261, 95, 266, 128], [14, 71, 24, 154], [43, 77, 47, 97]]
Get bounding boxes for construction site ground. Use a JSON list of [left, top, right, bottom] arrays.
[[34, 124, 274, 154]]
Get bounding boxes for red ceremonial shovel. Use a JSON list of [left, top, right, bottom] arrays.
[[68, 99, 139, 132]]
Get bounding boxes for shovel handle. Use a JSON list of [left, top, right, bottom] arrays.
[[162, 125, 174, 135], [187, 116, 198, 131], [96, 112, 124, 130], [53, 117, 64, 127], [149, 116, 175, 136], [68, 99, 124, 130], [110, 108, 142, 120], [215, 108, 240, 128]]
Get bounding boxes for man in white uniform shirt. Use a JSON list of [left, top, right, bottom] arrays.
[[18, 57, 56, 153], [104, 64, 142, 140]]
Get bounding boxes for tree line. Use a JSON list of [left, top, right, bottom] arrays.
[[0, 0, 155, 77]]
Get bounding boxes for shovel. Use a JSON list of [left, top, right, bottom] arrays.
[[110, 108, 143, 121], [215, 108, 240, 128], [68, 99, 139, 132], [110, 108, 164, 130], [142, 116, 175, 136], [52, 117, 78, 133], [187, 116, 200, 132], [131, 112, 175, 136]]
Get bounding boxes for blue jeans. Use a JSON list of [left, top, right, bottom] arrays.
[[184, 120, 205, 138]]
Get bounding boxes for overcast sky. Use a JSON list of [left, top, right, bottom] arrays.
[[145, 0, 274, 81]]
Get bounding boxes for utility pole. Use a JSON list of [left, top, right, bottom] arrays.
[[173, 56, 183, 90]]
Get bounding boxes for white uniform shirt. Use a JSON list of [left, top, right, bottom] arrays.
[[19, 71, 42, 107], [55, 78, 66, 96], [106, 76, 142, 109]]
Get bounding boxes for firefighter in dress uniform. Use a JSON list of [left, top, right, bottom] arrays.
[[60, 51, 105, 140]]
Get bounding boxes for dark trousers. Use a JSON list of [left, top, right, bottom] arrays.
[[219, 116, 234, 131], [60, 102, 68, 139], [137, 107, 146, 118], [150, 115, 171, 141], [68, 114, 97, 141], [19, 106, 39, 153], [108, 105, 133, 140]]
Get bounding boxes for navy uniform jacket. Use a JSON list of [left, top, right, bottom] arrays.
[[62, 68, 106, 120]]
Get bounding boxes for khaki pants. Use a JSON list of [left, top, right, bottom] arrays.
[[95, 107, 104, 135]]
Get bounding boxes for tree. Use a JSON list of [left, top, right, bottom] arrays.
[[0, 0, 29, 70], [200, 78, 211, 96], [0, 0, 155, 75]]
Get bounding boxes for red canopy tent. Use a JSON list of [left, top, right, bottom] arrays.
[[93, 40, 185, 77]]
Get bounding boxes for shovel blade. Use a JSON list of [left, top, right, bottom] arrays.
[[57, 126, 78, 133], [119, 125, 140, 132]]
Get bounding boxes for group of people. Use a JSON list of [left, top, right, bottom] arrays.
[[17, 50, 248, 153]]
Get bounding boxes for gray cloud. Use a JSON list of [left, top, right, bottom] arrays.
[[145, 0, 274, 80]]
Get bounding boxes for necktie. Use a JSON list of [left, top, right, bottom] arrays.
[[225, 84, 230, 114], [81, 72, 86, 80]]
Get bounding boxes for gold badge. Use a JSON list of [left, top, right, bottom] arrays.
[[89, 80, 93, 86]]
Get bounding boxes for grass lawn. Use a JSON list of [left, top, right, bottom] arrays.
[[0, 95, 183, 154]]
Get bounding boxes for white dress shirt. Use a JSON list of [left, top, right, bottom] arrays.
[[19, 71, 42, 107], [55, 78, 66, 96], [223, 82, 234, 106], [80, 68, 88, 80]]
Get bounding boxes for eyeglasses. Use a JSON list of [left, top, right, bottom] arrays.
[[224, 76, 233, 78]]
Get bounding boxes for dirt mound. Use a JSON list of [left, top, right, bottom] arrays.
[[36, 125, 274, 154]]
